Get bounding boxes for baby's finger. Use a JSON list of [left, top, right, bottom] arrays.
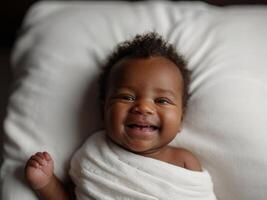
[[36, 152, 45, 159], [43, 151, 52, 161], [30, 155, 47, 166], [28, 159, 40, 168]]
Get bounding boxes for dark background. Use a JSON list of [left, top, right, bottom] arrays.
[[1, 0, 267, 146]]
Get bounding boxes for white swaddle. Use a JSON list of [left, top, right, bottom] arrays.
[[69, 131, 216, 200]]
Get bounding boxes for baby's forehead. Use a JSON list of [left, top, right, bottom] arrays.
[[111, 56, 181, 75], [108, 56, 184, 90]]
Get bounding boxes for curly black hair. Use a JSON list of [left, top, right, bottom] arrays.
[[99, 32, 191, 111]]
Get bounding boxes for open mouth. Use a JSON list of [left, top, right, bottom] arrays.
[[125, 123, 159, 139], [126, 124, 159, 131]]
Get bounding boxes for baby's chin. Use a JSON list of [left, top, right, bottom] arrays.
[[121, 139, 160, 155], [106, 129, 160, 154]]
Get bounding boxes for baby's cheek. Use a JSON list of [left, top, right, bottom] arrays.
[[163, 110, 182, 130], [106, 104, 125, 129]]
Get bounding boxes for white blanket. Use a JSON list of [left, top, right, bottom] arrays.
[[69, 131, 217, 200]]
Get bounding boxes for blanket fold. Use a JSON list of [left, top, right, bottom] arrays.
[[69, 131, 217, 200]]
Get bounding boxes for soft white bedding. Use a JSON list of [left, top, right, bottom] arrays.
[[1, 1, 267, 200]]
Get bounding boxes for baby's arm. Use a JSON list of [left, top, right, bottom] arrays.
[[25, 152, 73, 200]]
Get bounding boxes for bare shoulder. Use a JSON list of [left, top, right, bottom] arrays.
[[175, 148, 203, 172]]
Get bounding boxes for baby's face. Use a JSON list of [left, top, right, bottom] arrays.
[[104, 56, 184, 155]]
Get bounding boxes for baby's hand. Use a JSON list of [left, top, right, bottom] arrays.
[[25, 152, 54, 190]]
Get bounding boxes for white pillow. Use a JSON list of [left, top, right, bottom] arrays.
[[1, 1, 267, 200]]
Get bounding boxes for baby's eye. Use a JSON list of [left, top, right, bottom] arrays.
[[155, 98, 171, 105], [119, 94, 135, 101]]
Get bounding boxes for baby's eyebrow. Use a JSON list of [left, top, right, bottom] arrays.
[[113, 86, 135, 93], [154, 88, 177, 98]]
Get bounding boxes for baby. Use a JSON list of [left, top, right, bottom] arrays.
[[25, 32, 207, 200]]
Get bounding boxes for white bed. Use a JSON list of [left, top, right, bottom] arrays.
[[1, 1, 267, 199]]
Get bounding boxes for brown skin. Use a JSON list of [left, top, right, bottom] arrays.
[[104, 56, 202, 169], [25, 152, 73, 200], [25, 56, 201, 200]]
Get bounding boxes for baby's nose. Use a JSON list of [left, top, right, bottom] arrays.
[[130, 100, 155, 115]]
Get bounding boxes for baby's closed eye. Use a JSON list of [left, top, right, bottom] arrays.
[[113, 94, 135, 102], [155, 97, 175, 105], [154, 97, 176, 105]]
